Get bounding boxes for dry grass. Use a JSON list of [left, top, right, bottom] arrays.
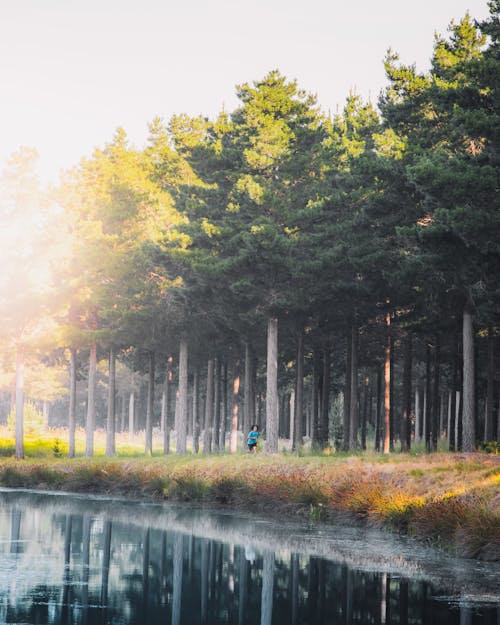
[[0, 427, 498, 560]]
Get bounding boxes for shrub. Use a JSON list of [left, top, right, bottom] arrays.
[[208, 477, 248, 504], [52, 438, 63, 458], [480, 441, 500, 455], [0, 466, 27, 487], [169, 475, 206, 501]]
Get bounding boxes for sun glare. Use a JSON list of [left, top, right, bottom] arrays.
[[0, 177, 66, 326]]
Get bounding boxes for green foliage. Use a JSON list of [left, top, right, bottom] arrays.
[[169, 475, 207, 501], [207, 476, 249, 504], [480, 441, 500, 455], [52, 438, 63, 458], [2, 4, 499, 465], [380, 9, 500, 321], [310, 503, 327, 521], [172, 70, 329, 342], [409, 468, 425, 477]]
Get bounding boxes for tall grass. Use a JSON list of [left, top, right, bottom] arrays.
[[0, 426, 498, 560]]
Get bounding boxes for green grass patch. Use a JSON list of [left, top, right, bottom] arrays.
[[409, 468, 424, 477]]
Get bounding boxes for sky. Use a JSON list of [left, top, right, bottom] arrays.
[[0, 0, 490, 184]]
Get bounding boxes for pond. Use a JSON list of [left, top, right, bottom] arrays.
[[0, 489, 498, 624]]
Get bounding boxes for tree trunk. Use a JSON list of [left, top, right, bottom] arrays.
[[383, 313, 391, 454], [81, 516, 91, 620], [261, 551, 275, 625], [455, 391, 461, 451], [289, 390, 295, 443], [291, 553, 299, 625], [343, 334, 352, 451], [485, 325, 494, 441], [15, 349, 24, 460], [400, 333, 412, 451], [375, 366, 381, 451], [162, 357, 171, 454], [439, 393, 445, 440], [213, 359, 221, 453], [177, 337, 188, 454], [368, 379, 374, 430], [101, 521, 112, 607], [497, 383, 500, 442], [293, 328, 304, 451], [280, 391, 287, 439], [414, 387, 421, 444], [68, 347, 76, 458], [449, 323, 459, 451], [187, 388, 193, 440], [160, 365, 167, 435], [145, 351, 155, 455], [424, 388, 430, 446], [172, 534, 183, 625], [142, 528, 150, 618], [203, 358, 214, 454], [85, 343, 97, 457], [312, 348, 321, 447], [389, 335, 395, 451], [447, 390, 453, 449], [192, 368, 200, 453], [266, 317, 279, 453], [238, 548, 249, 625], [348, 324, 358, 451], [320, 348, 330, 448], [361, 373, 369, 451], [425, 343, 432, 452], [120, 392, 126, 432], [128, 391, 134, 437], [219, 362, 227, 451], [431, 337, 440, 452], [61, 516, 72, 622], [244, 342, 253, 436], [304, 392, 310, 439], [106, 346, 116, 456], [230, 360, 240, 453], [462, 303, 476, 451], [257, 390, 263, 430]]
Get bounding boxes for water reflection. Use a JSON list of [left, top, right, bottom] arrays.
[[0, 490, 497, 625]]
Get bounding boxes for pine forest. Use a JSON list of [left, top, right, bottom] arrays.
[[1, 5, 499, 462]]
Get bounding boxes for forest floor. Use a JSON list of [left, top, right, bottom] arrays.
[[0, 427, 498, 561]]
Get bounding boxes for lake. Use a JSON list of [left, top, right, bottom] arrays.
[[0, 489, 498, 624]]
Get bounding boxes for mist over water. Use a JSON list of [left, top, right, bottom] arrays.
[[0, 490, 498, 625]]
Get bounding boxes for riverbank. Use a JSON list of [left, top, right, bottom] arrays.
[[0, 451, 498, 561]]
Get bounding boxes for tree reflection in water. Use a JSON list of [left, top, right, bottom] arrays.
[[0, 491, 497, 625]]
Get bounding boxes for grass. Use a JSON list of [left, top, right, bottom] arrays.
[[0, 426, 155, 458], [0, 427, 498, 560]]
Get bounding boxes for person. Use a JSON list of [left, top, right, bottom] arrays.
[[247, 424, 259, 453]]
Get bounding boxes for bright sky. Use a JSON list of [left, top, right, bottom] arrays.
[[0, 0, 490, 184]]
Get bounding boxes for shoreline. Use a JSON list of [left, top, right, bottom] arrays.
[[0, 452, 498, 561]]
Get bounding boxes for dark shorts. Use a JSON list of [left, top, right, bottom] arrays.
[[247, 443, 256, 451]]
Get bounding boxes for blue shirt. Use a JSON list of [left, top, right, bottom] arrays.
[[247, 430, 259, 445]]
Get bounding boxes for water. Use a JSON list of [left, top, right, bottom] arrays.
[[0, 489, 498, 624]]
